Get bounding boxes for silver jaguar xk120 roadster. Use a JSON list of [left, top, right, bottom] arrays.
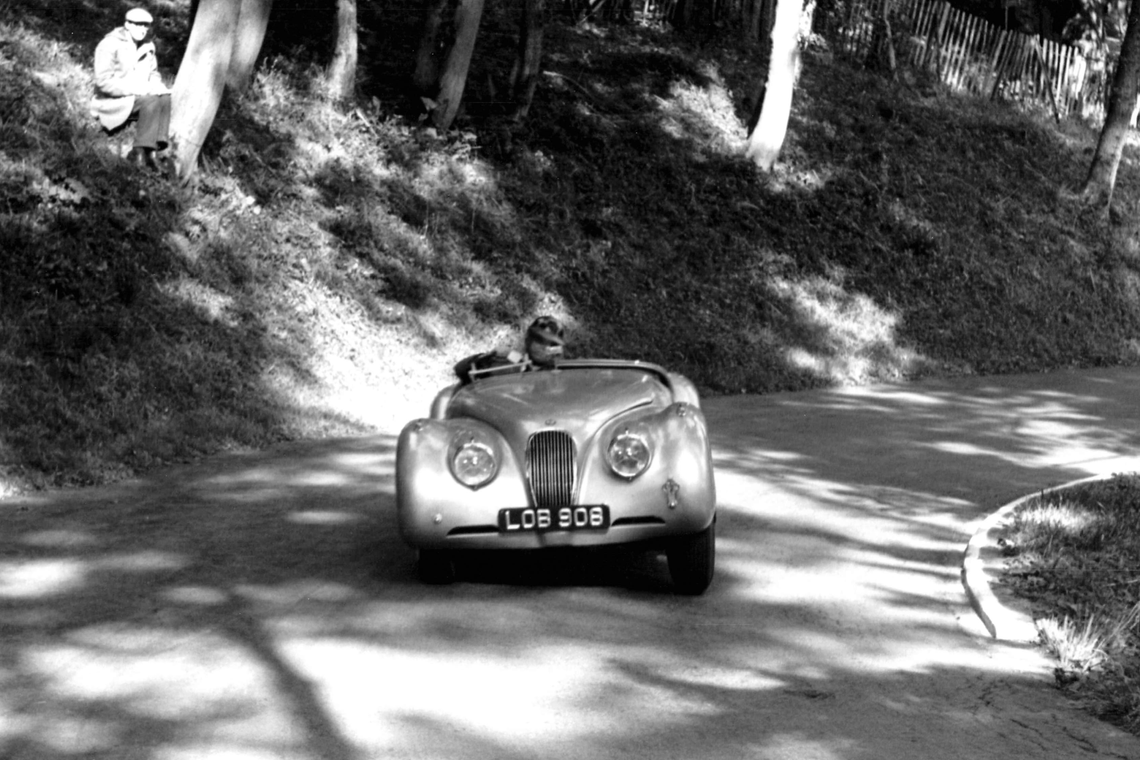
[[395, 358, 717, 594]]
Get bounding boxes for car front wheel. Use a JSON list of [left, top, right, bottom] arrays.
[[666, 520, 715, 595], [417, 549, 455, 584]]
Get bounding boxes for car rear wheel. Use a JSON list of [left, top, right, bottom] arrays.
[[666, 520, 715, 595], [417, 549, 455, 584]]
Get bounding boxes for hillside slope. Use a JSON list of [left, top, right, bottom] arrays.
[[3, 3, 1140, 492]]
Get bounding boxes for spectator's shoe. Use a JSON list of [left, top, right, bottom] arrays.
[[126, 147, 160, 172]]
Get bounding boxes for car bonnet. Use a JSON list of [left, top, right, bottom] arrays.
[[447, 367, 673, 443]]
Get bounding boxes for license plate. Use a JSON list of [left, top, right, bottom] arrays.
[[498, 506, 610, 533]]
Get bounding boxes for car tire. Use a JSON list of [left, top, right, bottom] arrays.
[[667, 520, 715, 595], [417, 549, 455, 584]]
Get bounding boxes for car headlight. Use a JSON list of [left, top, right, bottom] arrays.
[[607, 429, 652, 479], [450, 437, 498, 489]]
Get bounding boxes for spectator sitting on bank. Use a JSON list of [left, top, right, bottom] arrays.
[[454, 316, 566, 384], [91, 7, 171, 171]]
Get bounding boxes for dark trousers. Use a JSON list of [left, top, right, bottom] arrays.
[[132, 93, 171, 150]]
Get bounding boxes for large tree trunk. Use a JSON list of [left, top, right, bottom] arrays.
[[226, 0, 274, 94], [431, 0, 485, 131], [171, 0, 243, 180], [511, 0, 545, 121], [413, 0, 451, 96], [745, 0, 803, 170], [326, 0, 358, 101], [1083, 0, 1140, 208]]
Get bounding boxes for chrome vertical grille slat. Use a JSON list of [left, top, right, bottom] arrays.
[[527, 431, 575, 508]]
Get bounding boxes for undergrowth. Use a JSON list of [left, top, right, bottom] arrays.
[[1001, 475, 1140, 734], [4, 1, 1140, 493]]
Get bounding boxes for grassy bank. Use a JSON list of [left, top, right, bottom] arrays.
[[4, 2, 1140, 493], [1000, 475, 1140, 734]]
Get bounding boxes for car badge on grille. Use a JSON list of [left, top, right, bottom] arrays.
[[544, 419, 557, 426], [663, 479, 680, 509]]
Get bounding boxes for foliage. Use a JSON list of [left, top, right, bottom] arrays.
[[1063, 0, 1131, 45], [1001, 475, 1140, 733], [4, 3, 1140, 494]]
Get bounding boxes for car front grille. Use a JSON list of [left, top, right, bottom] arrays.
[[527, 430, 575, 508]]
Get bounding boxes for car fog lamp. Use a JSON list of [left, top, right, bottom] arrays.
[[607, 430, 652, 479], [451, 440, 497, 488]]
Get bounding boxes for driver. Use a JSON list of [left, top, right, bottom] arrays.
[[454, 316, 565, 384]]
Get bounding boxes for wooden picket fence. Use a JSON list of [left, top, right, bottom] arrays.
[[827, 0, 1107, 119]]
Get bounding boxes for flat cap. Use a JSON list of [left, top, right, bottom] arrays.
[[125, 8, 154, 24]]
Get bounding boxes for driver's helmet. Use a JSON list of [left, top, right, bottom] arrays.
[[525, 316, 565, 367]]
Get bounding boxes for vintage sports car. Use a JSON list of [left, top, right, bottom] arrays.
[[396, 358, 717, 594]]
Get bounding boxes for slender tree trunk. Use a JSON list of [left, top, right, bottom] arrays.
[[431, 0, 485, 131], [745, 0, 803, 170], [745, 0, 763, 41], [171, 0, 242, 180], [511, 0, 546, 120], [413, 0, 450, 96], [327, 0, 358, 101], [865, 0, 896, 75], [226, 0, 273, 94], [1083, 0, 1140, 208]]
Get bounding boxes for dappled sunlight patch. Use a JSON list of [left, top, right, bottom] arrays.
[[249, 276, 457, 433], [922, 424, 1140, 474], [651, 661, 785, 692], [0, 559, 86, 598], [655, 60, 746, 155], [770, 274, 924, 384], [158, 278, 239, 327], [287, 509, 366, 525], [419, 148, 497, 192], [751, 732, 861, 760], [96, 550, 188, 573], [20, 528, 100, 548], [21, 632, 304, 752], [838, 387, 951, 409], [765, 164, 834, 194], [198, 451, 394, 496], [277, 638, 715, 751]]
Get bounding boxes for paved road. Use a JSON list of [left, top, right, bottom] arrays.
[[4, 368, 1140, 759]]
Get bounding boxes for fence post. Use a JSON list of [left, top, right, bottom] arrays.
[[1032, 38, 1062, 122], [988, 29, 1007, 97], [932, 2, 952, 78]]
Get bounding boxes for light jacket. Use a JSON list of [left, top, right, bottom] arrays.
[[90, 27, 164, 130]]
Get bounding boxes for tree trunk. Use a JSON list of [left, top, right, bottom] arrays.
[[413, 0, 451, 96], [511, 0, 546, 121], [327, 0, 358, 101], [745, 0, 764, 42], [171, 0, 243, 180], [431, 0, 485, 131], [226, 0, 274, 94], [1083, 0, 1140, 208], [865, 0, 896, 75], [745, 0, 803, 170]]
